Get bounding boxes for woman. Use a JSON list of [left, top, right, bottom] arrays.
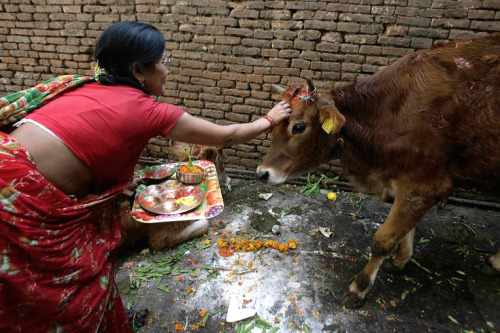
[[0, 22, 291, 332]]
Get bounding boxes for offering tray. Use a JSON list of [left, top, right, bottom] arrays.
[[137, 181, 205, 215], [131, 160, 224, 223]]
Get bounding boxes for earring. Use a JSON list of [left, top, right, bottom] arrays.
[[139, 80, 145, 87]]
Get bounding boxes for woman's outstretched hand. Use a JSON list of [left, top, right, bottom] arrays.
[[266, 101, 291, 125]]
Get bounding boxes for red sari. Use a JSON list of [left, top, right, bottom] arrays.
[[0, 132, 132, 332]]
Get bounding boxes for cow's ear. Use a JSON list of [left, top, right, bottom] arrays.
[[319, 105, 345, 135]]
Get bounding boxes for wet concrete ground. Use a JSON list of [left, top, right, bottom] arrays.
[[116, 178, 500, 333]]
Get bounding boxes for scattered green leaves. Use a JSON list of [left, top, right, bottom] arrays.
[[343, 192, 366, 215], [235, 317, 277, 333], [300, 174, 338, 196], [448, 315, 460, 325], [410, 258, 432, 274], [156, 284, 169, 293], [201, 310, 216, 327], [128, 237, 202, 291], [419, 237, 430, 244]]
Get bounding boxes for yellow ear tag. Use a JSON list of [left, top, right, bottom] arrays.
[[322, 117, 334, 134]]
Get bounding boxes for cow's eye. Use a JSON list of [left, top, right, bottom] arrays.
[[291, 121, 307, 135]]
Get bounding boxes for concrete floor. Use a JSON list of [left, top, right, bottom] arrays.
[[116, 178, 500, 333]]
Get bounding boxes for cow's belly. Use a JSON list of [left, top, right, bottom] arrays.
[[348, 171, 396, 202]]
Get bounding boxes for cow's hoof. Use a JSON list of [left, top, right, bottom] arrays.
[[479, 262, 500, 277], [382, 259, 404, 274], [340, 292, 366, 309]]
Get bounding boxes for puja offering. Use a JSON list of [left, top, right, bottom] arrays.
[[134, 163, 175, 180], [131, 160, 225, 223], [175, 163, 206, 184], [138, 180, 205, 215]]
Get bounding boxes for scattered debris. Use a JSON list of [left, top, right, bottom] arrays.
[[226, 295, 257, 323], [258, 192, 273, 200], [319, 227, 334, 238]]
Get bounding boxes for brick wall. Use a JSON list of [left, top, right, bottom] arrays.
[[1, 0, 499, 175]]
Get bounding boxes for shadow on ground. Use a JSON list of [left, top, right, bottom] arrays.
[[116, 178, 500, 333]]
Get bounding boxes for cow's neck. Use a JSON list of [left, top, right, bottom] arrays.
[[329, 80, 392, 170]]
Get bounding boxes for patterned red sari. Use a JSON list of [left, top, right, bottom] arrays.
[[0, 133, 132, 332]]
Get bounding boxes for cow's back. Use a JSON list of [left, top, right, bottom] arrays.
[[335, 34, 500, 189]]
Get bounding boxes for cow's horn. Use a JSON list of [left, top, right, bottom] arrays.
[[306, 78, 316, 92], [271, 84, 285, 94]]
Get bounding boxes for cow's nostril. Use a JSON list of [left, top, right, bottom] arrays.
[[257, 170, 269, 183]]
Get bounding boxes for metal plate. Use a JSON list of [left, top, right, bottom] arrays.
[[137, 182, 205, 215], [134, 163, 176, 180]]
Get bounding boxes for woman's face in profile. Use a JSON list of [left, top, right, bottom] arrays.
[[142, 52, 169, 96]]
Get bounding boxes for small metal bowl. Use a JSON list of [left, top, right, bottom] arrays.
[[175, 163, 206, 185]]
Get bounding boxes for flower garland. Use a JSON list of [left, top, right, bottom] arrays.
[[93, 61, 108, 82]]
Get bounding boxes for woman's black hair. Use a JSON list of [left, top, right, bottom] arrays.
[[94, 22, 165, 94]]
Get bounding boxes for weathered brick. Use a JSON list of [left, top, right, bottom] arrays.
[[386, 25, 409, 36], [273, 29, 296, 40], [410, 37, 433, 48], [240, 19, 270, 29], [270, 67, 301, 76], [225, 27, 253, 37], [271, 40, 293, 49], [371, 6, 395, 15], [408, 27, 450, 38], [359, 45, 383, 55], [294, 39, 315, 50], [432, 18, 470, 28], [278, 49, 301, 58], [470, 20, 500, 31], [311, 61, 341, 71], [378, 36, 412, 47], [345, 34, 378, 44], [420, 8, 444, 18], [468, 10, 496, 20], [298, 30, 321, 41], [316, 42, 342, 53], [242, 38, 271, 48], [232, 46, 260, 56], [337, 22, 361, 32], [260, 9, 291, 20], [483, 0, 500, 9], [270, 58, 290, 67], [232, 104, 260, 114], [254, 29, 273, 39], [339, 13, 374, 23], [229, 9, 259, 18]]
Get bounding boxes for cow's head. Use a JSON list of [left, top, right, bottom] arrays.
[[257, 79, 345, 184]]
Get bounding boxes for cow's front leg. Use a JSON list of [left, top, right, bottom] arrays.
[[341, 185, 441, 309], [480, 250, 500, 276], [382, 228, 416, 274], [491, 251, 500, 272]]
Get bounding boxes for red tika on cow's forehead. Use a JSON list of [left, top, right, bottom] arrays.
[[287, 85, 318, 106]]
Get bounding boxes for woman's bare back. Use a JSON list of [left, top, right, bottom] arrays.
[[10, 123, 94, 198]]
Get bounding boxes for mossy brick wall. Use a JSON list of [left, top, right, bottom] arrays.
[[1, 0, 500, 175]]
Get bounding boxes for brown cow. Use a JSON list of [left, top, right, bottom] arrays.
[[257, 34, 500, 308]]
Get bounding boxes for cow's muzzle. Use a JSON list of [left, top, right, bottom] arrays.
[[256, 169, 269, 183]]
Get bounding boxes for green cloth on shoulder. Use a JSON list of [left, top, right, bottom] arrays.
[[0, 75, 94, 128]]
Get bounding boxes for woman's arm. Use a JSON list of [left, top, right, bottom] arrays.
[[166, 101, 291, 147]]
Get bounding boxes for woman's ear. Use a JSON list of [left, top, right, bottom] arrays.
[[132, 62, 145, 84]]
